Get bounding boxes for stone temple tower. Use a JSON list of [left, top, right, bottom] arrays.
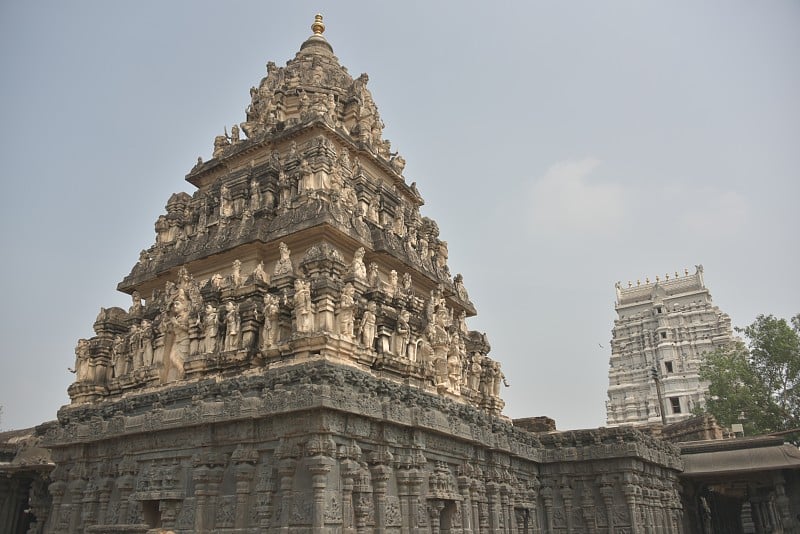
[[606, 267, 734, 427], [39, 16, 685, 533]]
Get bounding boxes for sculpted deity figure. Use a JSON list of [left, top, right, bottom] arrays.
[[140, 319, 154, 366], [417, 337, 434, 375], [326, 93, 337, 124], [401, 272, 413, 297], [418, 237, 430, 264], [129, 290, 143, 315], [277, 169, 291, 208], [392, 208, 406, 237], [201, 305, 219, 353], [468, 353, 482, 392], [223, 301, 241, 351], [231, 259, 244, 288], [367, 262, 380, 288], [129, 324, 144, 369], [252, 260, 270, 285], [386, 270, 399, 297], [454, 273, 470, 303], [350, 247, 367, 281], [490, 361, 509, 398], [293, 279, 314, 333], [220, 184, 234, 218], [299, 159, 314, 193], [454, 310, 468, 335], [337, 283, 356, 339], [230, 123, 240, 143], [358, 301, 377, 349], [155, 215, 169, 245], [448, 333, 465, 393], [436, 241, 449, 272], [112, 335, 129, 379], [273, 242, 294, 276], [367, 194, 380, 224], [393, 309, 411, 358], [339, 148, 350, 171], [69, 339, 91, 383], [259, 294, 281, 350], [288, 140, 298, 163], [249, 178, 262, 212], [341, 182, 358, 212], [211, 272, 225, 290], [165, 292, 191, 381]]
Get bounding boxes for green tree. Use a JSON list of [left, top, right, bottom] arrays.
[[698, 314, 800, 436]]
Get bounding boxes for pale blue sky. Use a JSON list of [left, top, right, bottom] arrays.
[[1, 2, 798, 431]]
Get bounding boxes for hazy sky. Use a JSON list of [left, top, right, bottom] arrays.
[[1, 2, 798, 432]]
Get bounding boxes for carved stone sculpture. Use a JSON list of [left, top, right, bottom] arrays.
[[231, 260, 244, 288], [358, 301, 377, 349], [252, 261, 270, 285], [224, 301, 241, 351], [69, 339, 90, 383], [274, 242, 294, 276], [259, 294, 281, 350], [293, 279, 313, 333], [367, 262, 380, 288], [350, 247, 367, 281], [337, 283, 356, 339], [164, 291, 191, 381], [393, 309, 411, 358], [201, 305, 219, 354]]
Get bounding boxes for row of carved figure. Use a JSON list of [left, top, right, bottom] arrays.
[[143, 136, 432, 267], [76, 251, 494, 401]]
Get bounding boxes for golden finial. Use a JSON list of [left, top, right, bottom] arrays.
[[311, 13, 325, 35]]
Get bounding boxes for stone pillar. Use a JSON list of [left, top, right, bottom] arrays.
[[580, 486, 595, 532], [560, 482, 572, 534], [308, 456, 335, 534], [80, 478, 99, 528], [67, 477, 86, 533], [622, 482, 639, 532], [470, 481, 482, 534], [457, 475, 473, 534], [96, 477, 113, 526], [396, 469, 413, 534], [371, 464, 392, 534], [234, 459, 256, 529], [207, 462, 225, 531], [192, 465, 211, 533], [486, 482, 501, 534], [278, 458, 297, 534], [499, 485, 511, 534], [46, 479, 66, 534], [430, 501, 445, 534], [407, 469, 425, 534], [341, 461, 359, 534], [540, 486, 554, 534], [116, 472, 135, 528], [599, 482, 615, 533]]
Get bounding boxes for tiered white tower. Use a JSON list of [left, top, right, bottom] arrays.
[[606, 266, 734, 426]]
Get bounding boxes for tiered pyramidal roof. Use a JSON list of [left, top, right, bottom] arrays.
[[69, 15, 504, 414]]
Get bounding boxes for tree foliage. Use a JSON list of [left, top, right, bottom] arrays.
[[699, 314, 800, 436]]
